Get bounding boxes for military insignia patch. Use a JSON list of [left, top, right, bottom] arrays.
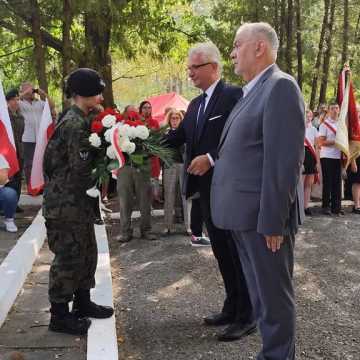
[[79, 151, 89, 160]]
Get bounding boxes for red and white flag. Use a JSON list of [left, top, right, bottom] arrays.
[[0, 79, 19, 178], [336, 67, 360, 167], [29, 99, 54, 196]]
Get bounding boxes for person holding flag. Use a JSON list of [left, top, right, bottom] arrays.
[[318, 101, 343, 216], [303, 109, 319, 216], [0, 79, 20, 230]]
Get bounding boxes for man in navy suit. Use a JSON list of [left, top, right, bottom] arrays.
[[166, 42, 254, 341]]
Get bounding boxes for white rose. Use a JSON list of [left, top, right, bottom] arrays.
[[104, 128, 113, 143], [119, 138, 136, 154], [120, 124, 133, 138], [102, 114, 116, 128], [135, 125, 150, 140], [106, 145, 117, 159], [126, 142, 136, 154], [89, 133, 101, 148]]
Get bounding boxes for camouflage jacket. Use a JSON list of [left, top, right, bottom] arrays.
[[9, 110, 24, 161], [42, 105, 96, 222]]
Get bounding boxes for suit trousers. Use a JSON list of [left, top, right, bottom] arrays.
[[232, 230, 295, 360], [190, 198, 203, 236], [117, 165, 152, 236], [199, 187, 252, 322], [320, 158, 342, 213], [163, 163, 188, 229], [23, 142, 35, 188]]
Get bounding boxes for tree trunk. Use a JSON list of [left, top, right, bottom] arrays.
[[285, 0, 294, 75], [83, 3, 114, 107], [29, 0, 48, 93], [274, 0, 280, 35], [319, 0, 336, 105], [295, 0, 303, 88], [309, 0, 330, 110], [278, 0, 287, 68], [342, 0, 349, 66], [62, 0, 73, 108]]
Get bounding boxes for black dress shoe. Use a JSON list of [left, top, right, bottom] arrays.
[[204, 312, 234, 326], [217, 322, 257, 342]]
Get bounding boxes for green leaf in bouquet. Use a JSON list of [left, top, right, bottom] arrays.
[[130, 154, 145, 166], [107, 159, 120, 171]]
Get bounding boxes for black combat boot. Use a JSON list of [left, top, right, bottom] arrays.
[[49, 302, 91, 335], [72, 289, 114, 319]]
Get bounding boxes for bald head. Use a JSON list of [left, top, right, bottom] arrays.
[[231, 22, 279, 81]]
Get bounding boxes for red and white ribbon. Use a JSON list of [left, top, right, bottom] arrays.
[[110, 125, 126, 178]]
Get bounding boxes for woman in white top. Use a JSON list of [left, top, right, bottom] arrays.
[[303, 110, 319, 216], [0, 155, 18, 232]]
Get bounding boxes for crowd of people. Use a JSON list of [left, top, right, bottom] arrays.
[[1, 20, 360, 360], [304, 102, 360, 216]]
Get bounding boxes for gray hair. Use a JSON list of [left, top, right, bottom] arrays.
[[237, 22, 279, 53], [188, 42, 222, 73]]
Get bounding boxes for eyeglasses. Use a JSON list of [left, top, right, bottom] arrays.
[[187, 62, 213, 71]]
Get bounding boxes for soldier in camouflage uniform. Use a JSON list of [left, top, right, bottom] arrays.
[[5, 89, 24, 208], [43, 68, 113, 336]]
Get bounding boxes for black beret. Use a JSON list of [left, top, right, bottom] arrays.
[[5, 88, 19, 101], [65, 68, 105, 98]]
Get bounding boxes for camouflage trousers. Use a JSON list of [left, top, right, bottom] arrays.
[[46, 219, 98, 303]]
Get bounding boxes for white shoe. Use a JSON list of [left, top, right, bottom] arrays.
[[4, 218, 18, 233]]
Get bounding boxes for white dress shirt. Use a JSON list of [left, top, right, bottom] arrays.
[[200, 79, 220, 166], [19, 99, 45, 143], [242, 64, 275, 98]]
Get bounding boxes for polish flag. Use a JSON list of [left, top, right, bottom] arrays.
[[0, 79, 19, 177], [28, 99, 54, 196]]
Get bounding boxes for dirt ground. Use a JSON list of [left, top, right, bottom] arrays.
[[107, 203, 360, 360]]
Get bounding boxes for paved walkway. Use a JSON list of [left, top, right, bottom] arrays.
[[0, 241, 86, 360], [108, 204, 360, 360]]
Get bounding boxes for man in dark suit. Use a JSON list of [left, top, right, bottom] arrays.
[[211, 23, 305, 359], [166, 42, 254, 341]]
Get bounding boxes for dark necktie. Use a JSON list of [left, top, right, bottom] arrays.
[[196, 92, 207, 140]]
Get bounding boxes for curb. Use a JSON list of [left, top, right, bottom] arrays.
[[18, 194, 43, 206], [87, 224, 118, 360], [0, 210, 46, 327], [109, 208, 164, 220]]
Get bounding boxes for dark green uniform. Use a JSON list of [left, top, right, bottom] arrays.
[[43, 105, 97, 303], [6, 110, 24, 200]]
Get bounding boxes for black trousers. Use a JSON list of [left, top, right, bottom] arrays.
[[320, 158, 342, 213], [190, 198, 203, 237], [199, 187, 253, 323]]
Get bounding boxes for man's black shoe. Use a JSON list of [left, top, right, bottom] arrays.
[[332, 209, 345, 216], [49, 313, 91, 335], [16, 206, 24, 213], [217, 322, 257, 342], [204, 312, 234, 326], [322, 207, 332, 216]]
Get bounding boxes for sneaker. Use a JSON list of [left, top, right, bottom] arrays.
[[4, 218, 18, 233], [191, 235, 211, 247]]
